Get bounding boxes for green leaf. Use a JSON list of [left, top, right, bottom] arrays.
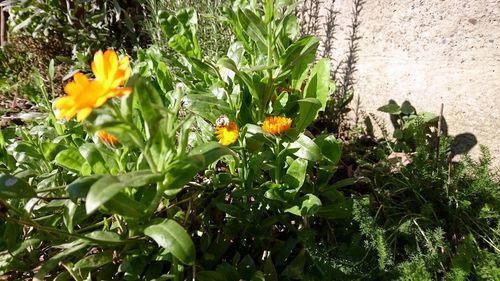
[[393, 129, 404, 140], [185, 93, 231, 124], [159, 9, 201, 58], [79, 144, 109, 174], [419, 112, 439, 124], [33, 240, 89, 281], [285, 194, 322, 216], [329, 178, 359, 190], [240, 8, 268, 52], [163, 142, 237, 195], [85, 231, 122, 243], [144, 219, 195, 265], [238, 255, 256, 280], [86, 170, 163, 214], [41, 142, 66, 161], [377, 102, 400, 115], [190, 142, 239, 167], [294, 98, 322, 132], [288, 133, 321, 161], [0, 174, 36, 199], [162, 158, 204, 195], [215, 203, 241, 218], [102, 193, 146, 218], [279, 36, 319, 88], [14, 143, 41, 158], [303, 58, 331, 111], [48, 59, 55, 81], [284, 158, 307, 190], [197, 271, 227, 281], [218, 57, 258, 102], [66, 175, 102, 202], [134, 78, 165, 133], [400, 101, 416, 115], [55, 148, 86, 173], [316, 200, 352, 219], [73, 251, 113, 270], [281, 249, 306, 278], [315, 135, 342, 165]]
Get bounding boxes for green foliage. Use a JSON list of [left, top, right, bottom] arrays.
[[347, 116, 500, 279], [377, 100, 438, 152], [8, 0, 149, 60], [1, 0, 499, 280]]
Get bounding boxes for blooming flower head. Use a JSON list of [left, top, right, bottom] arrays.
[[215, 118, 239, 146], [91, 49, 131, 95], [54, 49, 131, 121], [262, 116, 292, 135], [98, 131, 119, 146]]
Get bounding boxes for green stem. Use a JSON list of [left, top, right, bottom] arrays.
[[172, 257, 181, 281], [43, 72, 64, 135], [146, 183, 166, 216], [75, 217, 111, 233], [35, 185, 67, 193], [4, 216, 127, 245], [61, 262, 83, 281], [275, 137, 281, 184]]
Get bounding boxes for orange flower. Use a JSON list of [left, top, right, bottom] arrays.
[[262, 116, 292, 135], [215, 122, 239, 146], [54, 49, 131, 121], [98, 131, 119, 145]]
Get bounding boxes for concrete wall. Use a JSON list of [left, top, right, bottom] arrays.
[[309, 0, 500, 165]]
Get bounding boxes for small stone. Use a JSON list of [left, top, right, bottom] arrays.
[[468, 18, 478, 25]]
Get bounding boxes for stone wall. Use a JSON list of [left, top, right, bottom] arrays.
[[308, 0, 500, 165]]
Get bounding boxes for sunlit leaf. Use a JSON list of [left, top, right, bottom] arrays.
[[144, 219, 195, 265], [85, 170, 163, 214]]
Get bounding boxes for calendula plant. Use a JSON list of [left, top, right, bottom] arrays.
[[131, 0, 356, 279], [2, 0, 354, 279]]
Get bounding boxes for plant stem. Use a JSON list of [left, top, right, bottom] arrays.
[[172, 256, 181, 281], [275, 137, 281, 184], [61, 262, 83, 281], [146, 183, 167, 217], [35, 185, 67, 193]]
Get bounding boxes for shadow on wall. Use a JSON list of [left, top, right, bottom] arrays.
[[368, 99, 478, 158], [298, 0, 365, 135]]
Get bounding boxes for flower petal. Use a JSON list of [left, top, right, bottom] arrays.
[[92, 50, 105, 80], [76, 107, 93, 122]]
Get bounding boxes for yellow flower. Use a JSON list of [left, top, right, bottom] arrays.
[[54, 49, 131, 121], [91, 49, 131, 95], [215, 122, 239, 146], [262, 116, 292, 135], [98, 131, 119, 146]]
